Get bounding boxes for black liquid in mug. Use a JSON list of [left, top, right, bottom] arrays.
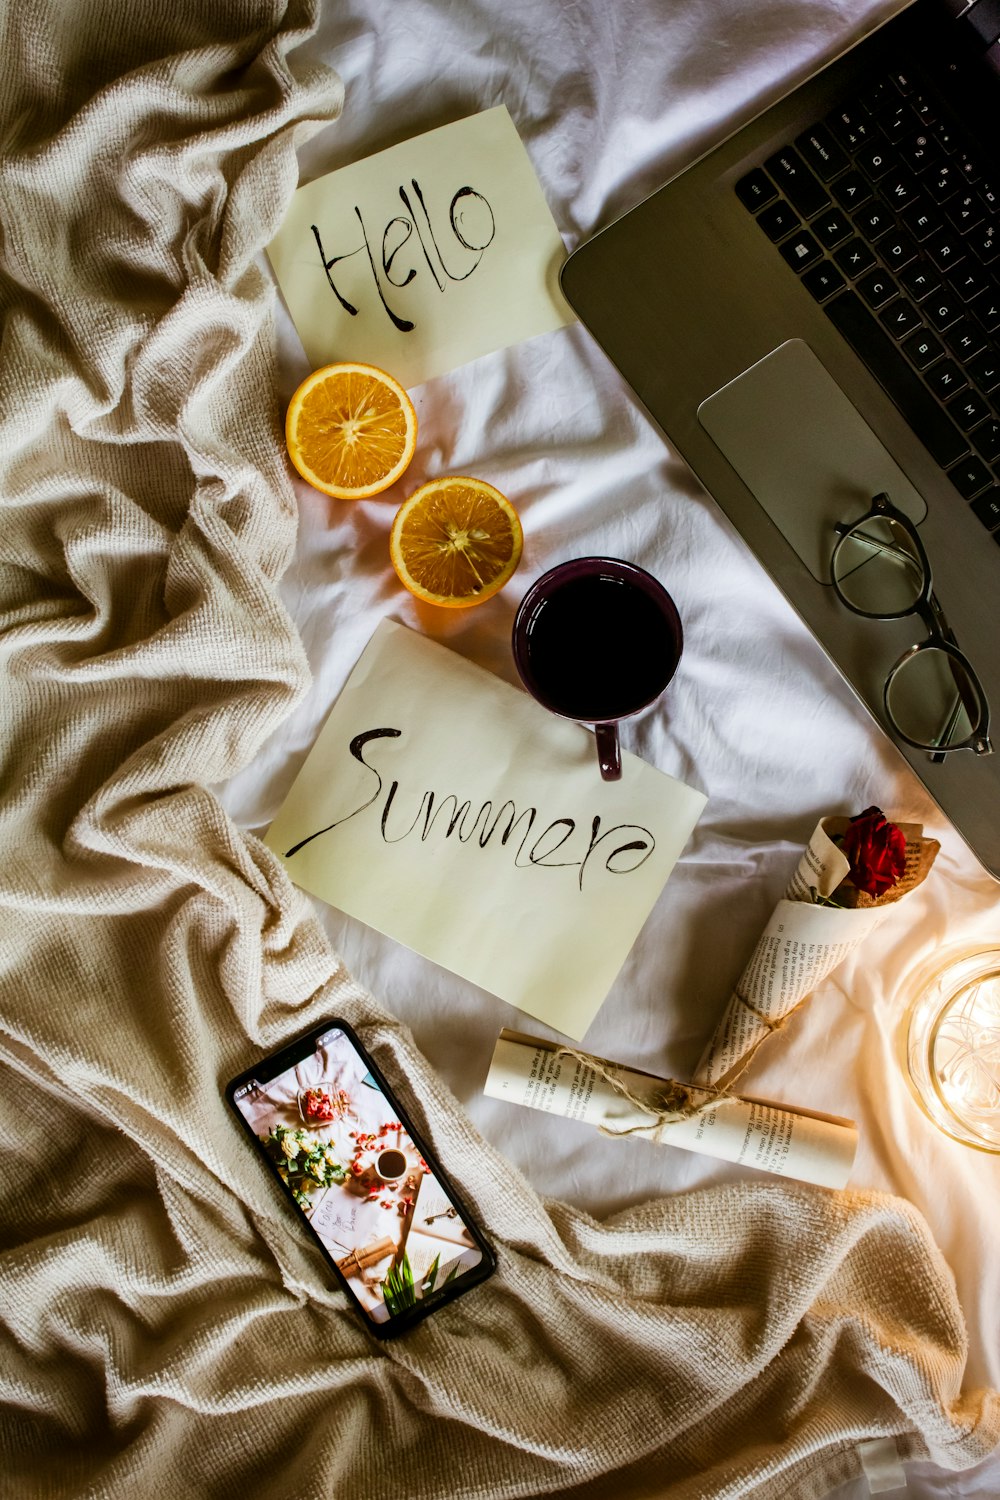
[[523, 573, 678, 721]]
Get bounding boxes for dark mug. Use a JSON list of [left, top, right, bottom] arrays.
[[375, 1148, 408, 1182], [512, 557, 683, 780]]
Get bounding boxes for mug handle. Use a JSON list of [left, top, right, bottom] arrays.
[[595, 722, 622, 781]]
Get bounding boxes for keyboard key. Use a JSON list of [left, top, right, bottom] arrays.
[[879, 105, 914, 145], [880, 169, 919, 210], [911, 93, 937, 127], [856, 136, 897, 181], [968, 347, 1000, 394], [779, 230, 823, 270], [859, 78, 900, 117], [735, 169, 777, 211], [863, 268, 899, 309], [934, 122, 959, 156], [944, 319, 986, 360], [902, 327, 944, 368], [972, 419, 1000, 463], [757, 201, 799, 241], [814, 208, 853, 249], [880, 231, 917, 272], [794, 124, 848, 181], [835, 237, 877, 277], [899, 259, 939, 300], [901, 197, 943, 241], [854, 201, 894, 240], [949, 454, 993, 497], [899, 130, 943, 174], [880, 299, 922, 338], [970, 487, 1000, 531], [973, 292, 1000, 333], [947, 193, 986, 233], [802, 261, 846, 302], [924, 231, 966, 274], [925, 291, 963, 330], [926, 359, 968, 398], [833, 171, 873, 211], [764, 148, 830, 217], [951, 264, 993, 303], [824, 291, 970, 466], [956, 151, 981, 186], [927, 162, 961, 203], [947, 390, 992, 431], [827, 105, 872, 152], [971, 222, 999, 265]]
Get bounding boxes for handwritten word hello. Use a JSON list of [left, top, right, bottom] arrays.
[[284, 728, 655, 890], [311, 177, 496, 333]]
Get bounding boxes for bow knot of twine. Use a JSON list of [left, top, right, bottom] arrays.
[[555, 988, 810, 1139], [554, 1048, 726, 1139]]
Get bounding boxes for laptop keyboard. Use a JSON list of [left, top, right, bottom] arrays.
[[736, 58, 1000, 540]]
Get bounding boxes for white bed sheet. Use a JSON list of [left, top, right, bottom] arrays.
[[217, 2, 1000, 1494]]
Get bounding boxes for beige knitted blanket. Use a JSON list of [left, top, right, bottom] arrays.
[[1, 3, 998, 1496]]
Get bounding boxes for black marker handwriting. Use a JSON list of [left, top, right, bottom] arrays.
[[310, 175, 497, 334], [284, 728, 401, 858], [284, 726, 655, 890]]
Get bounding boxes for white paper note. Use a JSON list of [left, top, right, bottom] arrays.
[[484, 1030, 858, 1190], [265, 620, 706, 1038], [266, 106, 575, 389]]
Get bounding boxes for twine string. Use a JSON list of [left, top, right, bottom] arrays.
[[711, 989, 812, 1093], [554, 1047, 728, 1139], [554, 988, 811, 1137]]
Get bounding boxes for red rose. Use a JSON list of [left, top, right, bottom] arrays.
[[841, 806, 906, 897]]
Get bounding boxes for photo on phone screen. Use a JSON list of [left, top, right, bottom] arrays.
[[227, 1019, 494, 1335]]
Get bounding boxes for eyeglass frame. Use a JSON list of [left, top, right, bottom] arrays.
[[829, 491, 993, 762]]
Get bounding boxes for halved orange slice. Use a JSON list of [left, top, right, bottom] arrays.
[[389, 476, 523, 609], [285, 362, 417, 499]]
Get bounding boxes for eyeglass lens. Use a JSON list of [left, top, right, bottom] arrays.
[[832, 514, 924, 616], [886, 649, 983, 752], [834, 512, 986, 752]]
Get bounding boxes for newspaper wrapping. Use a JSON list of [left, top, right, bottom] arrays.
[[694, 817, 938, 1093], [484, 1029, 858, 1189]]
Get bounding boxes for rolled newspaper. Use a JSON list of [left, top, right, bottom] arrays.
[[694, 815, 939, 1093], [336, 1236, 397, 1278], [484, 1029, 858, 1190]]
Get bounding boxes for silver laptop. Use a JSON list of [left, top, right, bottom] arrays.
[[560, 0, 1000, 878]]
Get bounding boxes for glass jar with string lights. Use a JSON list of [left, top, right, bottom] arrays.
[[906, 948, 1000, 1153]]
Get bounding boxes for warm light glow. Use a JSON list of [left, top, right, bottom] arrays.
[[906, 952, 1000, 1153]]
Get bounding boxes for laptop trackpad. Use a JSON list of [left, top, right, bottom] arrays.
[[696, 338, 927, 583]]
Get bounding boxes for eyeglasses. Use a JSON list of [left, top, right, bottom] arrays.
[[830, 492, 992, 762]]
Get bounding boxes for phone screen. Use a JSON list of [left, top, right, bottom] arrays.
[[228, 1020, 493, 1334]]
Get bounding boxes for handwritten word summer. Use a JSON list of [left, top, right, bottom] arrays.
[[284, 728, 655, 890], [311, 177, 496, 332]]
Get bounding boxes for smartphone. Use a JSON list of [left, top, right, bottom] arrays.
[[226, 1017, 496, 1338]]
